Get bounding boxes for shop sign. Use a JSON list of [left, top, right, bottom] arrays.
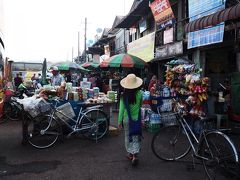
[[155, 41, 183, 59], [188, 0, 226, 22], [187, 23, 225, 49], [187, 0, 226, 48], [150, 0, 175, 30], [127, 32, 155, 62], [163, 28, 173, 44]]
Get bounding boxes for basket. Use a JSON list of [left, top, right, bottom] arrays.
[[55, 102, 76, 121], [160, 112, 178, 126], [38, 100, 51, 113]]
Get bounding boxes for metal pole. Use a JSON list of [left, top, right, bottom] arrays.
[[72, 47, 74, 62], [78, 31, 80, 63], [84, 17, 87, 62]]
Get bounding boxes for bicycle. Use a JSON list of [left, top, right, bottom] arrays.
[[151, 98, 239, 180], [0, 97, 22, 123], [27, 98, 109, 149]]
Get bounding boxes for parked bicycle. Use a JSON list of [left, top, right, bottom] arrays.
[[0, 97, 22, 123], [151, 98, 239, 180], [27, 98, 109, 149]]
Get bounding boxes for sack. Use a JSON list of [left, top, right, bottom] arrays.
[[123, 97, 142, 142], [128, 117, 142, 139]]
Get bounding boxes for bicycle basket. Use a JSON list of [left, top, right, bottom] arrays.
[[160, 112, 178, 126], [38, 100, 51, 113], [55, 102, 76, 121]]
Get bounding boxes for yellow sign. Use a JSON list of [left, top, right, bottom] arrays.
[[127, 32, 155, 62]]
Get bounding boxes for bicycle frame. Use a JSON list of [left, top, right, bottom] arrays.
[[178, 116, 239, 162], [46, 101, 103, 136]]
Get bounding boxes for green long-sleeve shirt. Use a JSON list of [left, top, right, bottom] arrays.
[[118, 90, 142, 124]]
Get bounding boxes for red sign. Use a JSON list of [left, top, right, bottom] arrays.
[[150, 0, 175, 28]]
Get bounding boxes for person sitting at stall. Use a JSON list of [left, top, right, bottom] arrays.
[[65, 72, 72, 83], [148, 75, 157, 91], [50, 66, 65, 86]]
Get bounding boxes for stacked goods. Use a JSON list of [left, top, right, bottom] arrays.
[[165, 60, 209, 117]]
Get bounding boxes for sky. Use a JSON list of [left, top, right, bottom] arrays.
[[3, 0, 134, 63]]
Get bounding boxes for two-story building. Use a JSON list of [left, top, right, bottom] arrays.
[[0, 0, 5, 77]]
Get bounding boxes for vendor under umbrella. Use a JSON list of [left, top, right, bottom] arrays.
[[50, 66, 65, 86]]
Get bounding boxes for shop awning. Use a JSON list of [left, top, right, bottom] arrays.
[[185, 4, 240, 33], [87, 46, 104, 55]]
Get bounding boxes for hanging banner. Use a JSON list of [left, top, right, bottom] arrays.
[[150, 0, 175, 30], [188, 0, 226, 22], [163, 28, 173, 44], [127, 32, 155, 62], [188, 23, 225, 49], [187, 0, 226, 49], [155, 41, 183, 59]]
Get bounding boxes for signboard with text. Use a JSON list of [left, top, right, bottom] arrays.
[[127, 32, 155, 62], [163, 28, 173, 44], [155, 41, 183, 59], [188, 23, 224, 49], [187, 0, 226, 48], [188, 0, 226, 21], [150, 0, 175, 30]]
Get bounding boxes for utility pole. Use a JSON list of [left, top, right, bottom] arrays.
[[72, 47, 74, 62], [84, 17, 87, 62], [78, 31, 80, 63]]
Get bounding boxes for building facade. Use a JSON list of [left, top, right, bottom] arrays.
[[0, 0, 5, 77]]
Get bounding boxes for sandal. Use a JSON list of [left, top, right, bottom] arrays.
[[131, 157, 139, 166], [126, 153, 133, 161]]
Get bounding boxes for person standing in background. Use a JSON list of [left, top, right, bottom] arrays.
[[118, 74, 143, 166], [148, 75, 157, 91], [51, 66, 65, 86], [14, 73, 23, 90]]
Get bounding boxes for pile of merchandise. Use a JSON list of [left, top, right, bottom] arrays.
[[165, 60, 209, 116]]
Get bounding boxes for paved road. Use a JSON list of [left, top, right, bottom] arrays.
[[0, 114, 239, 180]]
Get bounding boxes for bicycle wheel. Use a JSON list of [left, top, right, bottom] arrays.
[[80, 109, 108, 141], [3, 102, 20, 121], [27, 115, 62, 149], [151, 125, 191, 161], [199, 131, 239, 180], [0, 115, 8, 124]]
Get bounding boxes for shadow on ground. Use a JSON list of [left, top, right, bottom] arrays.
[[0, 156, 61, 177]]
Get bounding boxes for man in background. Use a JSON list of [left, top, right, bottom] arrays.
[[14, 73, 23, 90], [51, 66, 65, 86]]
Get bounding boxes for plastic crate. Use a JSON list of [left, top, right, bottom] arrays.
[[146, 122, 161, 133]]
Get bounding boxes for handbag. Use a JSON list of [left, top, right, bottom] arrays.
[[124, 97, 142, 142]]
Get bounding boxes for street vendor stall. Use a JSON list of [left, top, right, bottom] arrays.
[[20, 80, 118, 145], [144, 59, 210, 133]]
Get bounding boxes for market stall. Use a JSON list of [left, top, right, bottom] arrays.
[[20, 80, 118, 144], [144, 59, 210, 133]]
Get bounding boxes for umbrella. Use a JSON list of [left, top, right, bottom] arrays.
[[82, 62, 100, 69], [51, 61, 89, 72], [100, 58, 111, 68], [100, 54, 146, 68]]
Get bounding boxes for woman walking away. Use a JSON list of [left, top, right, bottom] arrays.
[[118, 74, 143, 166]]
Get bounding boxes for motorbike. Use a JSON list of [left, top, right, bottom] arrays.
[[14, 83, 35, 99]]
